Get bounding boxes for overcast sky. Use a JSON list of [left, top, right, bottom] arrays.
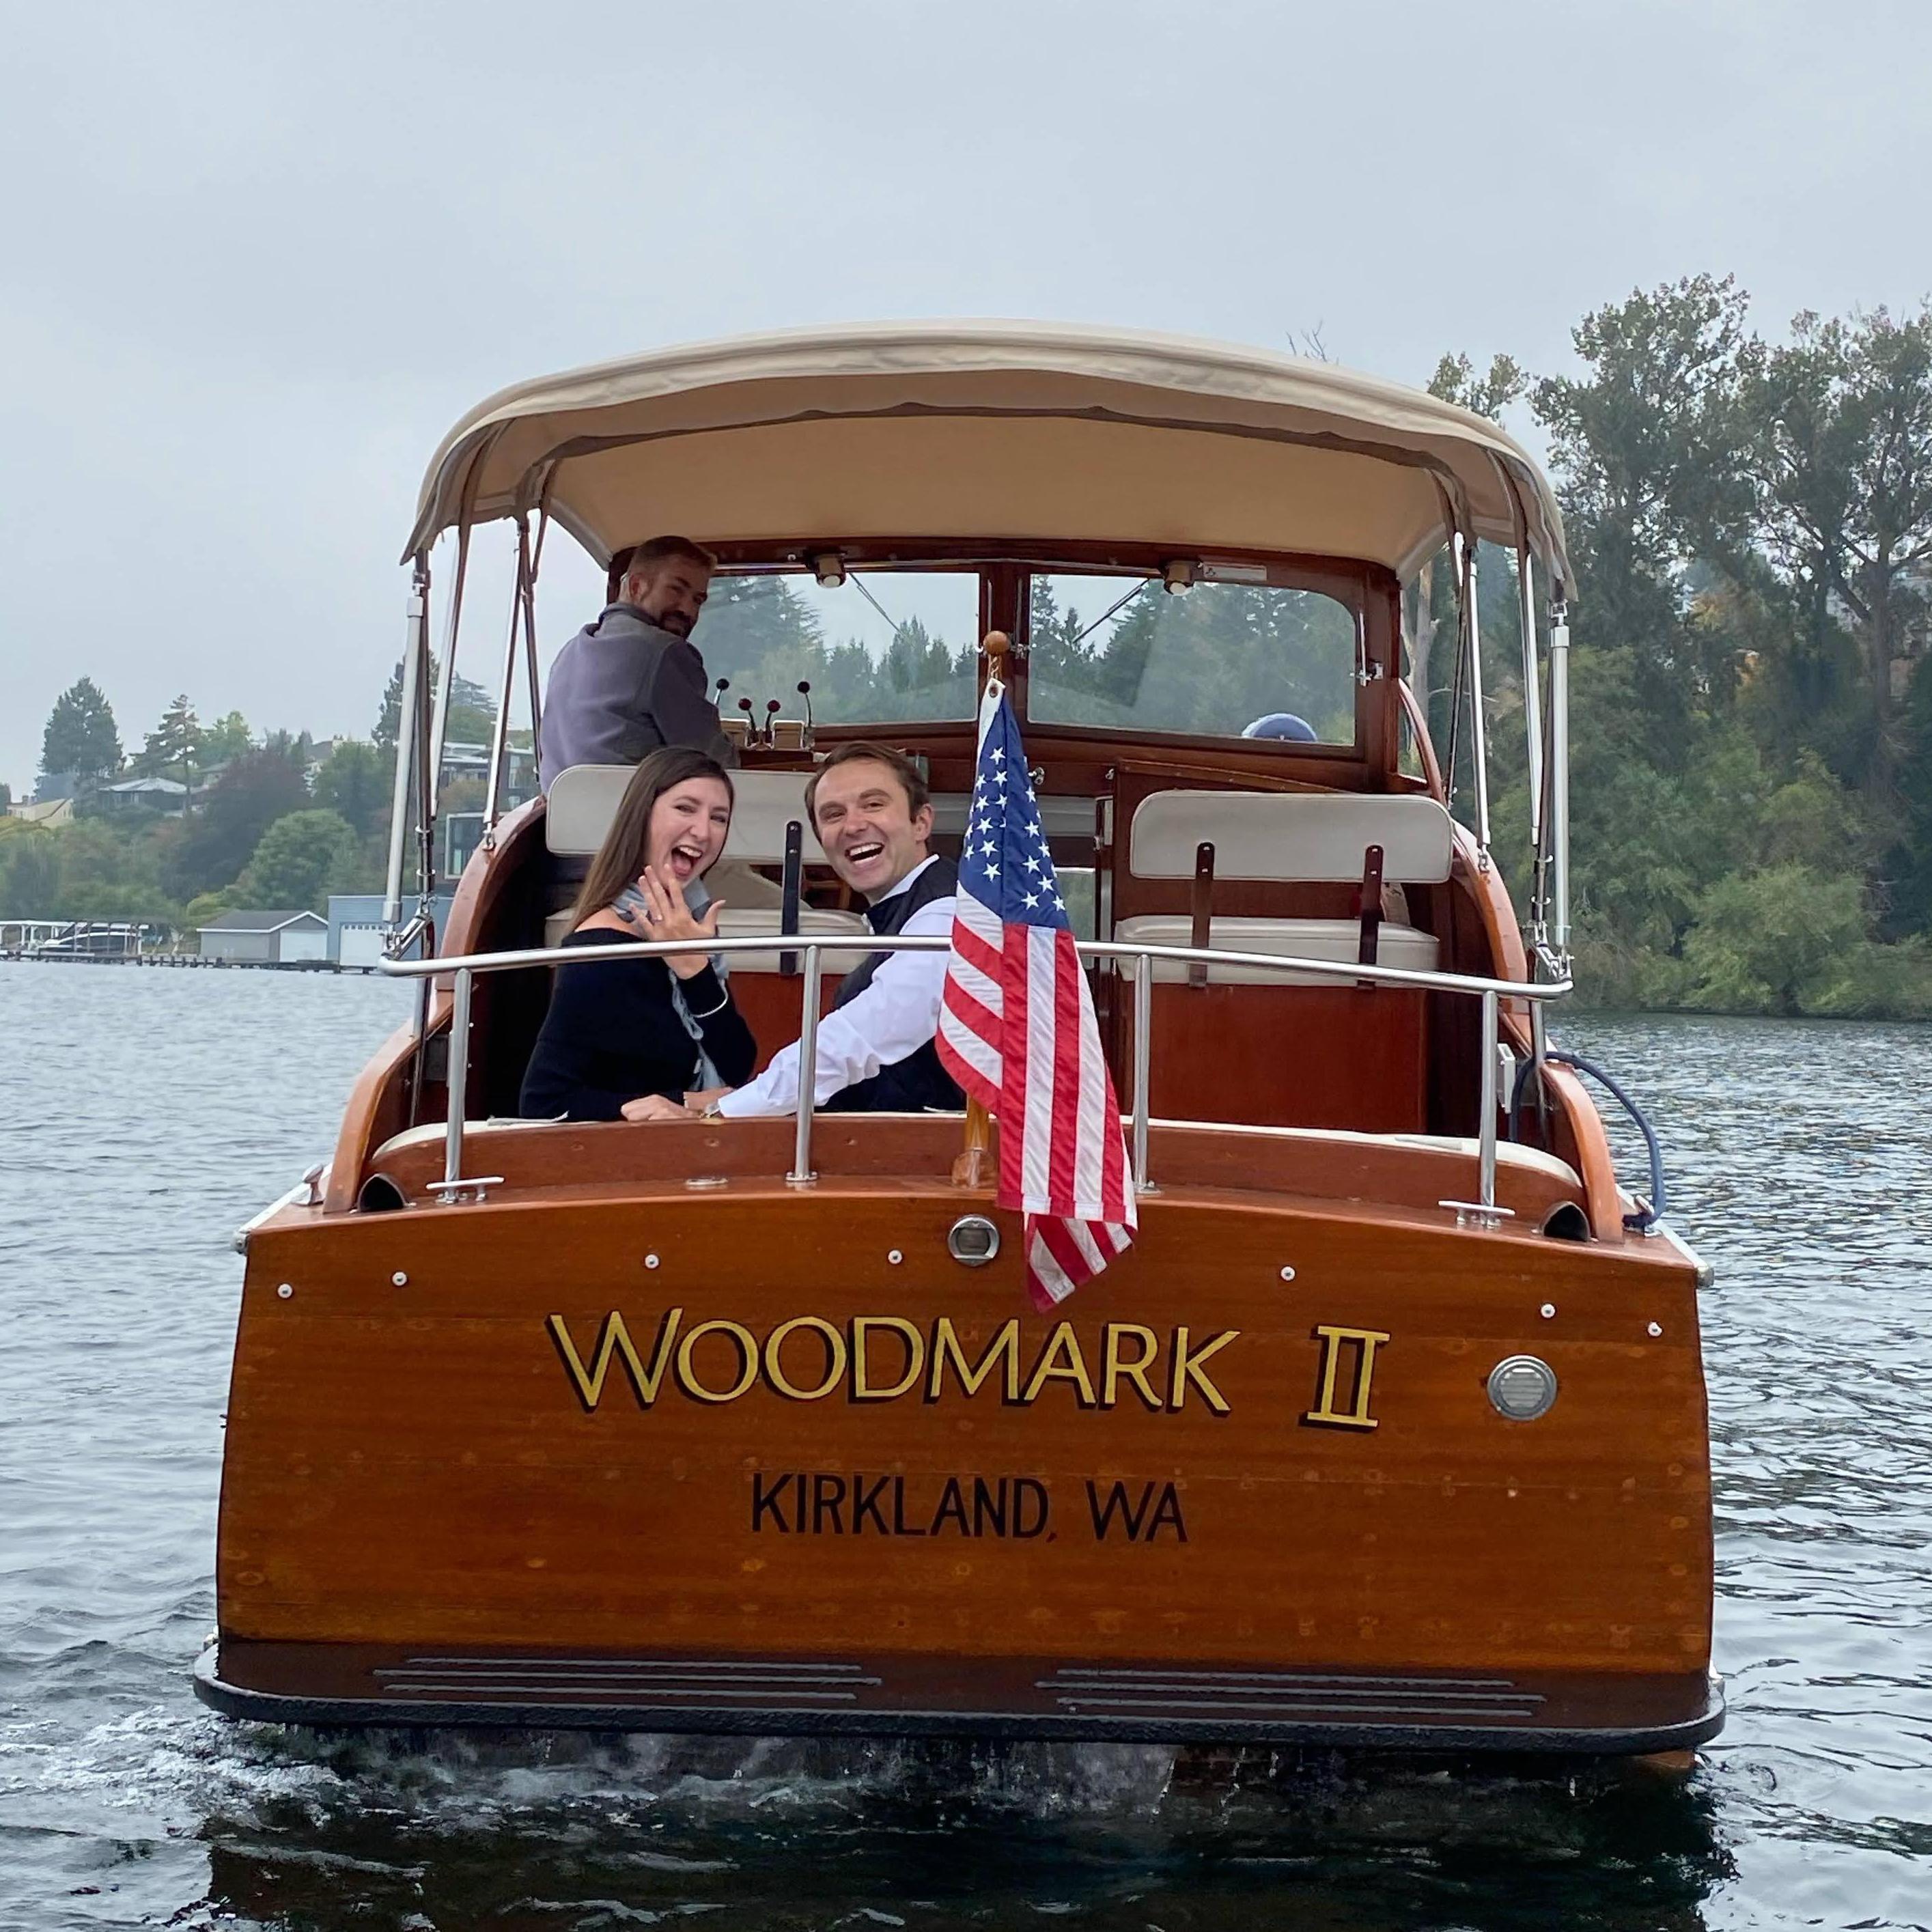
[[3, 0, 1928, 792]]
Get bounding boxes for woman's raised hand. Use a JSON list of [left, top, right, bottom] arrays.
[[634, 865, 725, 979]]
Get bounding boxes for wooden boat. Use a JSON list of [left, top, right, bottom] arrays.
[[197, 324, 1721, 1754]]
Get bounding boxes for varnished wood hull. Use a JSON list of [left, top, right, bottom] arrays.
[[203, 1125, 1720, 1752]]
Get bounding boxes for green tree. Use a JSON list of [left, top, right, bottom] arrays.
[[132, 695, 204, 800], [200, 710, 254, 766], [238, 809, 360, 911], [160, 741, 312, 900], [1679, 863, 1872, 1014], [39, 677, 123, 788], [1742, 303, 1932, 799], [183, 887, 240, 929], [0, 820, 178, 923], [1462, 273, 1932, 1012], [313, 740, 391, 839], [1429, 350, 1528, 422], [1885, 658, 1932, 935], [376, 657, 497, 751], [0, 827, 61, 914], [696, 575, 826, 699], [1532, 276, 1757, 753]]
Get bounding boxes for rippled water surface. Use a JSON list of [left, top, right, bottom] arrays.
[[2, 963, 1927, 1931]]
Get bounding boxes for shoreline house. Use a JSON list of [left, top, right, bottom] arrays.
[[197, 910, 329, 966], [101, 775, 191, 813]]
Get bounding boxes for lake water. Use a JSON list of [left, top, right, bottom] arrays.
[[1, 963, 1927, 1931]]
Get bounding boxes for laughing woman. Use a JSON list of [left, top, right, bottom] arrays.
[[520, 746, 756, 1122]]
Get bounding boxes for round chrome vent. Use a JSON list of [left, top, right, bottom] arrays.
[[946, 1215, 1000, 1266], [1487, 1354, 1559, 1421]]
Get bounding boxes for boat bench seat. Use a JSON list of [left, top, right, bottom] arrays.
[[1116, 790, 1457, 1132]]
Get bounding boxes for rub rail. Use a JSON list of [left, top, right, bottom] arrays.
[[378, 935, 1571, 1213]]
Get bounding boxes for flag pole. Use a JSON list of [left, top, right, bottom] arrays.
[[950, 630, 1009, 1190]]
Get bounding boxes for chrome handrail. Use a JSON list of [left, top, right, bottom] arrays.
[[378, 934, 1571, 1214]]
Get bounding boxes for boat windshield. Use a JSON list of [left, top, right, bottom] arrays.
[[1028, 572, 1360, 747], [697, 569, 979, 725], [686, 565, 1361, 742]]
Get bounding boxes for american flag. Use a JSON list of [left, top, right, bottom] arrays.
[[936, 682, 1136, 1308]]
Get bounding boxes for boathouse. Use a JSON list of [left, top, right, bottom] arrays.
[[326, 891, 457, 968], [197, 909, 328, 965]]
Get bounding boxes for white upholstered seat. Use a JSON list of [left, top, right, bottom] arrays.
[[1127, 789, 1454, 885], [1121, 790, 1452, 977]]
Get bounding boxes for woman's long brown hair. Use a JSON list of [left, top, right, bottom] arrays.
[[570, 746, 736, 928]]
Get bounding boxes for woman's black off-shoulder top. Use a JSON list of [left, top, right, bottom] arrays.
[[518, 927, 755, 1122]]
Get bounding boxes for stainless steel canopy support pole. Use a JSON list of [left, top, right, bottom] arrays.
[[1549, 597, 1572, 957], [1479, 988, 1499, 1209], [382, 559, 430, 929], [521, 508, 547, 749], [1519, 548, 1544, 854], [483, 516, 530, 843], [1457, 534, 1493, 865], [423, 964, 501, 1201], [1443, 546, 1466, 806], [1440, 985, 1513, 1230], [787, 944, 823, 1185], [1131, 950, 1154, 1193], [445, 966, 471, 1190], [426, 523, 471, 822], [411, 578, 438, 919]]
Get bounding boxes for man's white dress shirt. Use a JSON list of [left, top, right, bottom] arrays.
[[715, 855, 955, 1118]]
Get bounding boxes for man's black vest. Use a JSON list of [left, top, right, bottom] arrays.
[[824, 856, 964, 1114]]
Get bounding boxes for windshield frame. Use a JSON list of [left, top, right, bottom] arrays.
[[692, 538, 1396, 766]]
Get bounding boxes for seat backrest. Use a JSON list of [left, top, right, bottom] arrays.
[[546, 765, 828, 863], [1128, 791, 1454, 885]]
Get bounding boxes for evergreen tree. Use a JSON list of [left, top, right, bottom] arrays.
[[134, 695, 204, 800], [39, 677, 123, 787], [375, 657, 498, 751], [695, 575, 825, 697]]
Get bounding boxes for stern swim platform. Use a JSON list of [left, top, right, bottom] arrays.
[[195, 1644, 1722, 1753]]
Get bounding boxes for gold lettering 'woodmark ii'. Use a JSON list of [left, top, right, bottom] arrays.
[[546, 1308, 1390, 1427]]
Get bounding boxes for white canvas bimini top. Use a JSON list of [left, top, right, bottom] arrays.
[[405, 321, 1571, 589]]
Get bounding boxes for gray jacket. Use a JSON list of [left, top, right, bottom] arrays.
[[538, 603, 735, 787]]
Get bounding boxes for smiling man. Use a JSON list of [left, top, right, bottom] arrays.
[[708, 743, 963, 1119], [537, 535, 736, 788]]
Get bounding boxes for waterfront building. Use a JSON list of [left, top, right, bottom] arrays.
[[197, 910, 328, 965], [326, 892, 458, 968]]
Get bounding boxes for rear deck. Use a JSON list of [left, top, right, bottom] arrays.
[[210, 1112, 1714, 1750]]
